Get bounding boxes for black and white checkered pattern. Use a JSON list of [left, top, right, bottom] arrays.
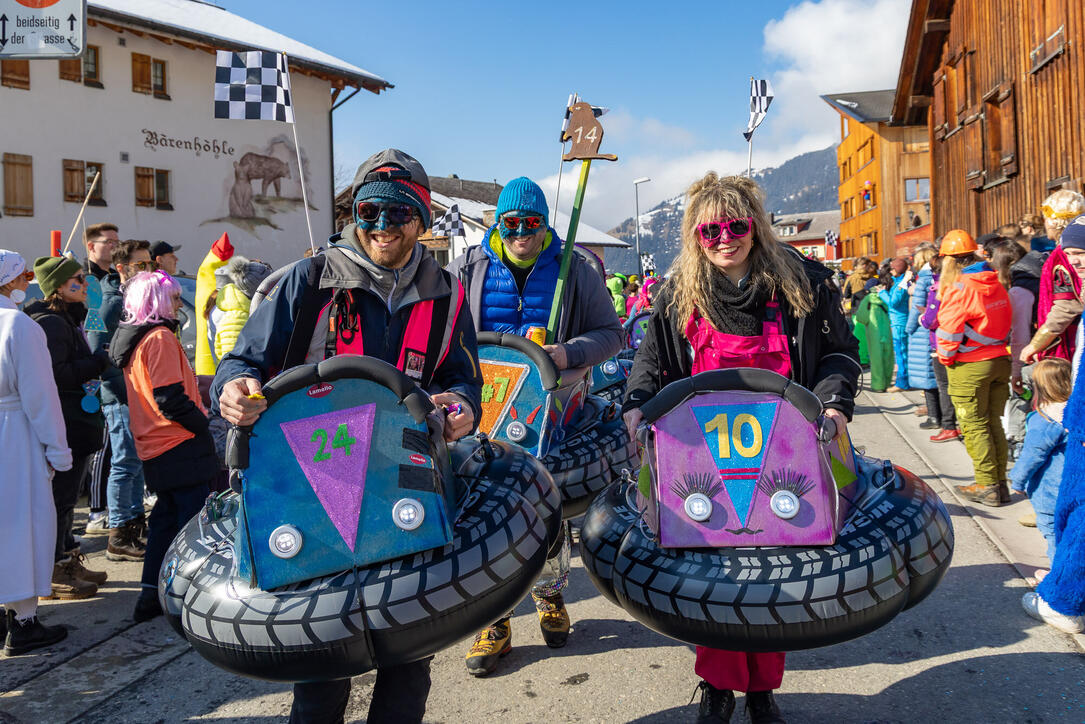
[[640, 253, 656, 274], [431, 204, 465, 238], [213, 50, 294, 123], [742, 78, 774, 141], [825, 229, 839, 248]]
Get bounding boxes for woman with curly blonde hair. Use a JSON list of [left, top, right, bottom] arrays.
[[623, 172, 861, 723]]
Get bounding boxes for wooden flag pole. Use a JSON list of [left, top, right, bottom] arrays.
[[545, 158, 591, 344], [62, 171, 101, 255], [282, 52, 317, 254]]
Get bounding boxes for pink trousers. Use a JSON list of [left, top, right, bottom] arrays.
[[694, 647, 786, 692]]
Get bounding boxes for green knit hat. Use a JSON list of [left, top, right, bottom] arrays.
[[34, 255, 83, 298]]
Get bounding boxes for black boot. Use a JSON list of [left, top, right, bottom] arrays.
[[695, 681, 735, 723], [919, 417, 940, 429], [133, 592, 163, 623], [4, 608, 67, 656], [745, 691, 785, 724]]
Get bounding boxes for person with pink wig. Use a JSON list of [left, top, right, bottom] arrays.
[[108, 271, 218, 623]]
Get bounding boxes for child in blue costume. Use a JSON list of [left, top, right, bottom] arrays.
[[1009, 359, 1070, 566], [1023, 354, 1085, 634]]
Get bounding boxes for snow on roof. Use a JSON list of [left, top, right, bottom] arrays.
[[430, 192, 627, 248], [431, 192, 493, 227], [89, 0, 390, 91], [552, 211, 630, 249], [772, 210, 839, 242]]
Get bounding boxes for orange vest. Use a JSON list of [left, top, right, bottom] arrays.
[[935, 268, 1011, 364]]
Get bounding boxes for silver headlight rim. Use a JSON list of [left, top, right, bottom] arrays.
[[392, 497, 425, 531], [269, 524, 303, 559]]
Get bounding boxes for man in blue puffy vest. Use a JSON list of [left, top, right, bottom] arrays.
[[447, 176, 622, 676]]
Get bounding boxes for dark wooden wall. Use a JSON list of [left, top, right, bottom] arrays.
[[928, 0, 1085, 237]]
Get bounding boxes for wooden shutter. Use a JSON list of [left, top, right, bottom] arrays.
[[59, 59, 82, 82], [932, 72, 946, 140], [131, 53, 151, 94], [3, 154, 34, 216], [1, 60, 30, 90], [135, 167, 155, 207], [964, 119, 985, 190], [998, 83, 1018, 176], [954, 50, 969, 124], [63, 159, 85, 202], [1044, 0, 1067, 57]]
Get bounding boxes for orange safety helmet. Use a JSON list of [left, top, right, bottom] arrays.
[[939, 229, 978, 256]]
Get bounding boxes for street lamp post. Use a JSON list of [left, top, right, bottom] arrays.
[[633, 177, 651, 275]]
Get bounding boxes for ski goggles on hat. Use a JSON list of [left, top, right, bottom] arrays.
[[356, 201, 416, 226], [696, 216, 753, 247], [500, 214, 545, 233], [20, 269, 34, 281]]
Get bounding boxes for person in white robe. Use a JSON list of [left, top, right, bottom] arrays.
[[0, 250, 69, 654]]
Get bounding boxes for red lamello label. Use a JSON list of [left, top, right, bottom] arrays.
[[409, 454, 428, 465], [307, 383, 334, 398]]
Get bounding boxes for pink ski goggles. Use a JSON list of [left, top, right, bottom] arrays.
[[696, 216, 753, 247]]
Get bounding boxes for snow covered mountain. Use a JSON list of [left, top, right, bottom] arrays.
[[607, 145, 839, 274]]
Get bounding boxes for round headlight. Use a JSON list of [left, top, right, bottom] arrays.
[[269, 525, 303, 558], [506, 420, 528, 442], [602, 360, 619, 375], [392, 498, 425, 531], [770, 490, 800, 520], [683, 493, 713, 522]]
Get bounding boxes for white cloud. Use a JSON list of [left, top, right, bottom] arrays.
[[762, 0, 910, 148], [549, 0, 910, 232], [600, 110, 698, 149], [540, 137, 820, 232]]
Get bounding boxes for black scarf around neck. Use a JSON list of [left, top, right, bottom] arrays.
[[699, 272, 770, 337]]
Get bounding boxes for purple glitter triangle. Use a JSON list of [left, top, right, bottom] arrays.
[[279, 403, 376, 552]]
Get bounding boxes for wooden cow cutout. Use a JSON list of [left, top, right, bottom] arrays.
[[562, 102, 618, 162]]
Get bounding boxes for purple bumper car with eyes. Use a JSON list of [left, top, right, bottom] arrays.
[[579, 368, 953, 651]]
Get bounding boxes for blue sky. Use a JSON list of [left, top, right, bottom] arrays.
[[221, 0, 910, 228]]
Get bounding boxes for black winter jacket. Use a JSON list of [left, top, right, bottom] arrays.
[[24, 299, 110, 456], [624, 250, 862, 419]]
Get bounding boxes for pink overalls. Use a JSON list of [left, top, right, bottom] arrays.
[[685, 299, 789, 692]]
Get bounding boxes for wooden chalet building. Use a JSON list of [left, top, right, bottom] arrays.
[[822, 90, 933, 267], [893, 0, 1085, 237], [771, 210, 840, 263]]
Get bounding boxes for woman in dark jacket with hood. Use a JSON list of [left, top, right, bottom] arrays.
[[25, 256, 110, 600], [623, 173, 860, 724], [109, 271, 218, 623]]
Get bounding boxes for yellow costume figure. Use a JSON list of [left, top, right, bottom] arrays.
[[194, 233, 234, 375]]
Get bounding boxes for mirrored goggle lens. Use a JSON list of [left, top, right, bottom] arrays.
[[357, 203, 415, 225], [502, 215, 544, 231]]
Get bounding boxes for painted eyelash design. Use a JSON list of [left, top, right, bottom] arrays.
[[756, 469, 815, 499], [671, 472, 723, 501]]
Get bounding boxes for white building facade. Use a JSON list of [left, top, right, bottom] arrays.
[[0, 0, 389, 271]]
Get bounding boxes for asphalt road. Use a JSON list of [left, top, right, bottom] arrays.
[[2, 393, 1083, 723]]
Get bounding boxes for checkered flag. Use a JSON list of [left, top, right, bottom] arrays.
[[432, 204, 465, 238], [825, 229, 839, 248], [640, 253, 656, 274], [742, 78, 774, 141], [214, 50, 294, 122], [559, 93, 609, 141]]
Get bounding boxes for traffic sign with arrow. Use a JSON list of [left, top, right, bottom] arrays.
[[0, 0, 85, 59]]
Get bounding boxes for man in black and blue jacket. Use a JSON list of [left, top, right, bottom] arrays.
[[447, 176, 622, 676], [212, 149, 482, 724]]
